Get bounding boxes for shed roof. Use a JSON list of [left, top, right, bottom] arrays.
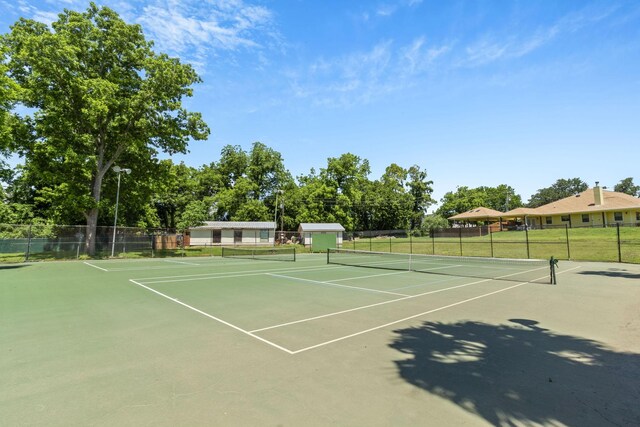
[[298, 223, 345, 232], [448, 207, 504, 221], [191, 221, 275, 230]]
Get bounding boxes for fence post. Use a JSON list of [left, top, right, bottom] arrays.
[[25, 224, 32, 262], [617, 223, 622, 263], [431, 229, 435, 255], [565, 224, 570, 259], [525, 225, 530, 259], [458, 227, 463, 256], [489, 226, 494, 258], [389, 235, 392, 253]]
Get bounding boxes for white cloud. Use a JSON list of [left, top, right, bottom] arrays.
[[136, 0, 279, 61], [460, 4, 619, 68], [290, 37, 451, 107]]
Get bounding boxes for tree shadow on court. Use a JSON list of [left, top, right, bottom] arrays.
[[389, 319, 640, 426], [578, 269, 640, 280]]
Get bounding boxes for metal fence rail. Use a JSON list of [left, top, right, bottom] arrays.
[[0, 224, 181, 261], [1, 223, 639, 263], [343, 223, 640, 264]]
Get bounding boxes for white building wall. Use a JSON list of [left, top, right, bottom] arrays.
[[190, 229, 211, 246], [188, 228, 275, 246]]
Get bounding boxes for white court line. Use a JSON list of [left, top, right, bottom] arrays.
[[83, 261, 108, 272], [286, 266, 582, 354], [163, 259, 202, 266], [289, 281, 530, 354], [128, 279, 294, 355], [328, 270, 410, 282], [266, 273, 410, 297], [252, 265, 582, 336], [134, 265, 345, 284], [250, 277, 495, 333]]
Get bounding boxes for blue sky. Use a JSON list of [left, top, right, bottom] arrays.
[[2, 0, 639, 208]]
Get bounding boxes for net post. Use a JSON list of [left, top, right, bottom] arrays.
[[293, 247, 296, 262], [550, 256, 558, 285], [326, 248, 330, 264]]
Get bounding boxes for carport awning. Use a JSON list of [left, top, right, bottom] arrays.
[[448, 207, 504, 221]]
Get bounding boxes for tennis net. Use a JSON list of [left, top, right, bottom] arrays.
[[327, 249, 556, 284], [222, 246, 296, 262]]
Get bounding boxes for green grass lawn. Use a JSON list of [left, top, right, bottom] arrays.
[[347, 227, 640, 264]]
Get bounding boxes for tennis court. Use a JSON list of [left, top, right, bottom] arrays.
[[1, 251, 639, 426]]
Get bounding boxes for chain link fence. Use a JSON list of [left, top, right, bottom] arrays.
[[342, 223, 640, 264], [1, 223, 639, 263], [0, 224, 184, 261]]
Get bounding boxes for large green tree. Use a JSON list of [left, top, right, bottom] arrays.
[[406, 165, 434, 229], [527, 178, 588, 208], [2, 3, 209, 253], [436, 185, 521, 218], [613, 177, 640, 197]]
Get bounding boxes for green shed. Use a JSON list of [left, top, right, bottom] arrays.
[[298, 223, 345, 252]]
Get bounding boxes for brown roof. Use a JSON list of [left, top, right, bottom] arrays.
[[447, 188, 640, 220], [503, 207, 539, 217], [448, 207, 504, 220], [533, 188, 640, 215]]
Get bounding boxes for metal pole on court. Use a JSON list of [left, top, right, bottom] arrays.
[[111, 166, 131, 257]]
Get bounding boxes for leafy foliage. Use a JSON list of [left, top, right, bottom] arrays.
[[1, 3, 209, 252], [436, 185, 521, 218], [613, 177, 640, 197], [527, 178, 588, 208]]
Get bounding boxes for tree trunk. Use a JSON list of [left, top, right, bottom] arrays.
[[84, 162, 108, 256], [85, 207, 99, 256]]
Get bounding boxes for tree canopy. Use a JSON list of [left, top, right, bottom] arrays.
[[1, 3, 209, 253], [436, 185, 521, 218], [614, 177, 640, 197], [527, 178, 588, 208]]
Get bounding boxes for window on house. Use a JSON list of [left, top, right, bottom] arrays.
[[614, 212, 623, 221], [234, 230, 242, 243], [561, 215, 570, 222], [259, 230, 269, 242], [545, 217, 552, 225], [582, 214, 589, 223], [212, 230, 221, 243], [637, 212, 640, 221]]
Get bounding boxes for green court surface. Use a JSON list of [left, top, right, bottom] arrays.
[[1, 254, 639, 426]]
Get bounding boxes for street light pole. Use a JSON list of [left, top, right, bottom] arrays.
[[111, 166, 131, 257], [280, 196, 285, 243]]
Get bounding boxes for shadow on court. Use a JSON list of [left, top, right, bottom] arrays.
[[578, 269, 640, 280], [389, 319, 640, 426], [0, 264, 28, 270]]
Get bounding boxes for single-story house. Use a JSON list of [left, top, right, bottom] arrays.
[[447, 186, 640, 229], [506, 186, 640, 228], [188, 221, 276, 246], [298, 223, 345, 251]]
